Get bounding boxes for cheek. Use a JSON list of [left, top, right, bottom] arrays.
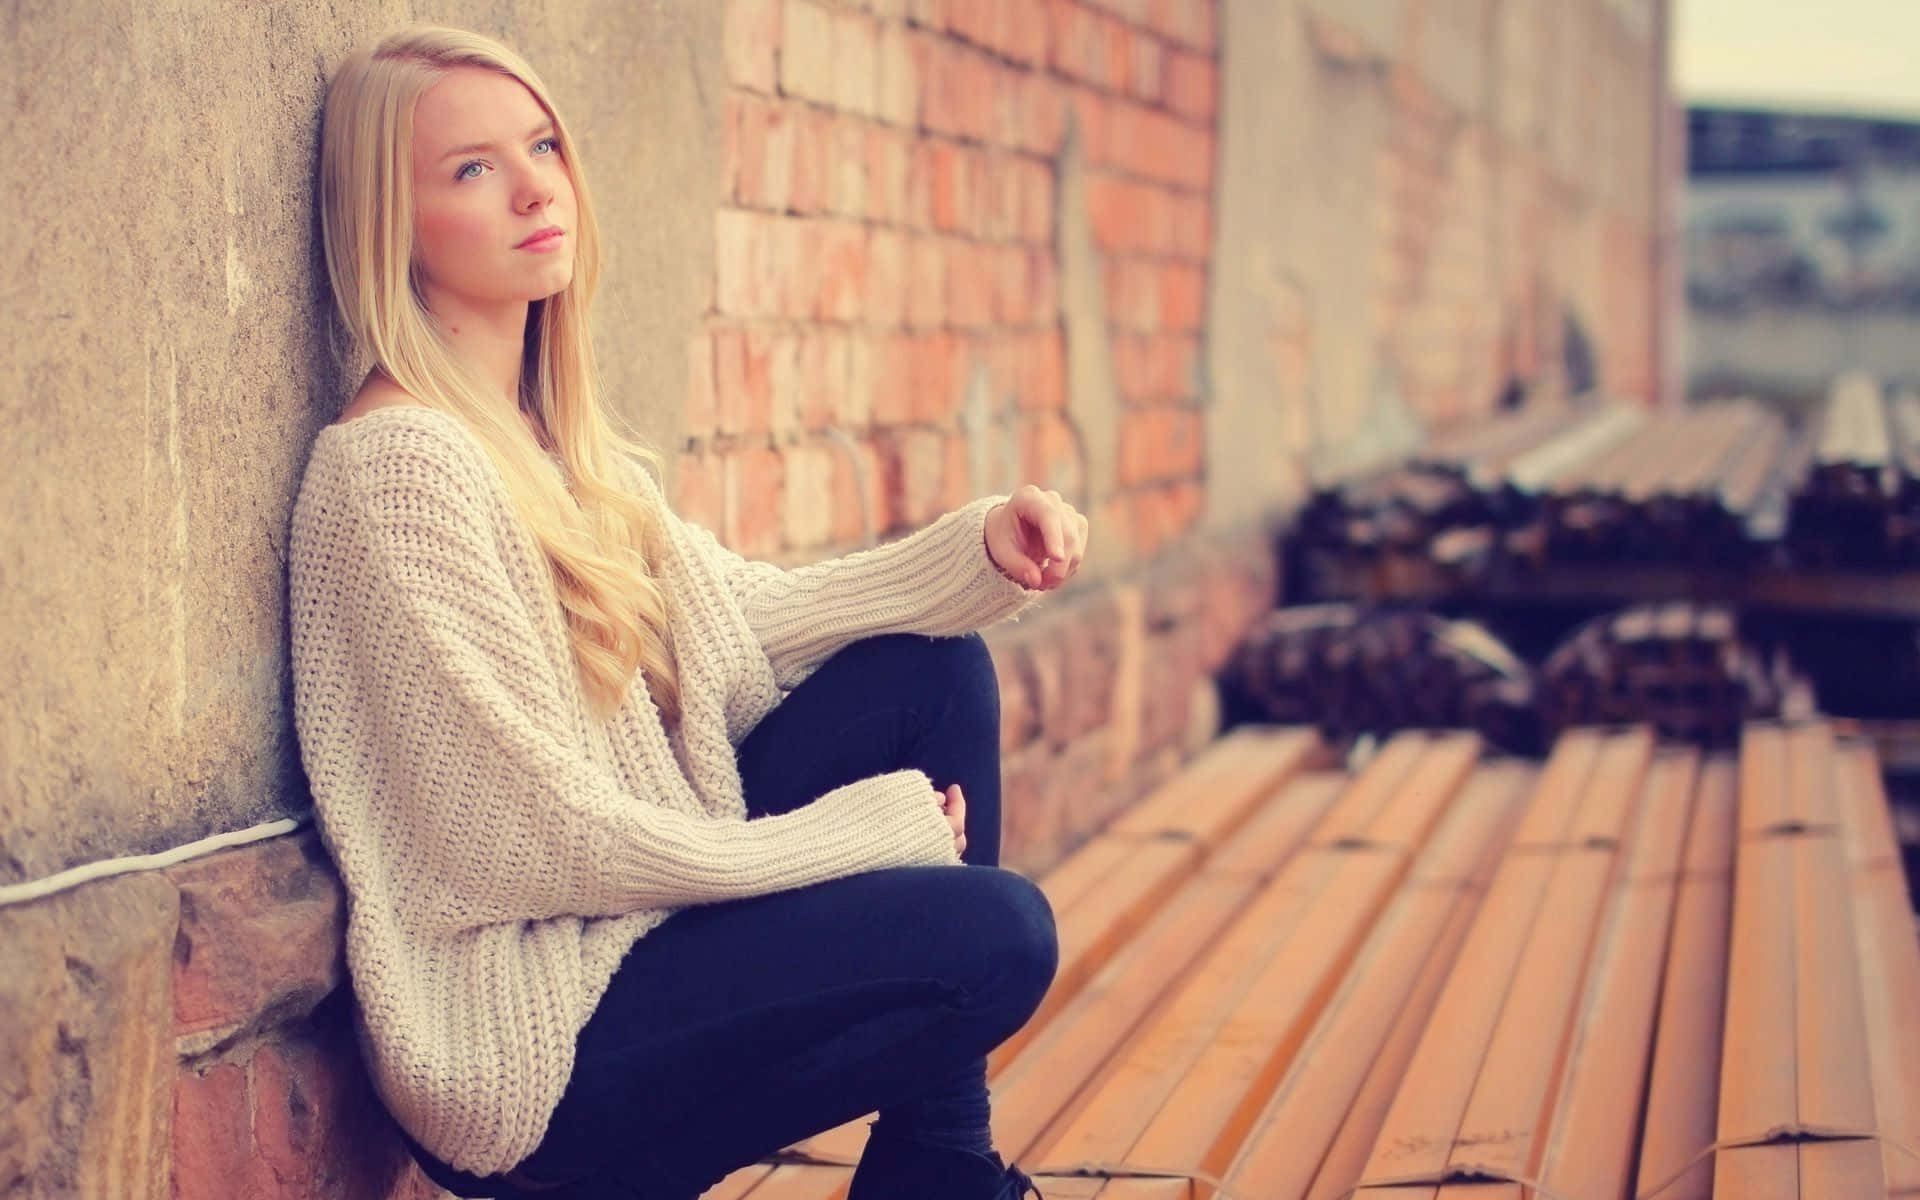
[[414, 199, 496, 282]]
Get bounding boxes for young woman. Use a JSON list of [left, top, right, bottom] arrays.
[[289, 23, 1088, 1200]]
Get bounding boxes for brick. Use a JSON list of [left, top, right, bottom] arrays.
[[1048, 0, 1100, 88], [942, 426, 973, 511], [725, 443, 786, 556], [898, 426, 949, 524], [829, 435, 879, 537], [1105, 257, 1157, 330], [1127, 28, 1166, 103], [930, 143, 973, 234], [788, 105, 831, 214], [904, 234, 947, 329], [791, 331, 843, 430], [1118, 405, 1203, 484], [1019, 158, 1055, 243], [769, 333, 801, 434], [1149, 0, 1215, 49], [864, 124, 911, 224], [716, 327, 775, 435], [867, 227, 908, 327], [868, 332, 915, 424], [1159, 261, 1206, 329], [1104, 13, 1134, 92], [982, 153, 1018, 241], [172, 1065, 250, 1200], [814, 220, 869, 322], [832, 10, 880, 115], [1018, 327, 1066, 410], [945, 239, 994, 328], [675, 451, 723, 529], [781, 0, 837, 104], [782, 442, 836, 548], [725, 0, 782, 92], [169, 834, 345, 1050], [1066, 86, 1112, 167], [732, 97, 791, 212], [992, 243, 1032, 325], [716, 208, 786, 317], [903, 139, 936, 229], [1027, 247, 1059, 321], [908, 330, 959, 422], [990, 635, 1041, 753], [877, 23, 921, 127], [842, 333, 877, 427], [1166, 49, 1215, 120], [1013, 74, 1068, 155], [1087, 172, 1141, 253], [1168, 190, 1210, 260], [828, 115, 869, 218]]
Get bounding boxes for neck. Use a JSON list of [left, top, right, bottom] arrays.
[[424, 292, 532, 423]]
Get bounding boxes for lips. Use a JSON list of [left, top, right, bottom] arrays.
[[516, 226, 565, 249]]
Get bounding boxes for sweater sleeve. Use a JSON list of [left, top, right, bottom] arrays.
[[290, 439, 960, 930], [620, 458, 1045, 688]]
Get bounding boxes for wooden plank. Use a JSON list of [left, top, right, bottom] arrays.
[[1716, 832, 1798, 1146], [1442, 728, 1650, 1184], [1304, 731, 1431, 847], [1508, 728, 1606, 848], [1785, 720, 1840, 830], [990, 875, 1259, 1162], [1798, 1138, 1886, 1198], [1793, 827, 1878, 1137], [1225, 765, 1531, 1199], [1564, 727, 1657, 847], [1738, 723, 1794, 835], [1786, 721, 1879, 1142], [1039, 836, 1140, 917], [1442, 847, 1614, 1182], [1034, 849, 1358, 1169], [1355, 732, 1484, 850], [1538, 751, 1700, 1200], [1108, 725, 1326, 849], [1354, 851, 1559, 1186], [1202, 771, 1348, 879], [991, 838, 1201, 1075], [1712, 1143, 1797, 1199], [1854, 860, 1920, 1193], [734, 1165, 848, 1200], [706, 1164, 776, 1199], [1407, 761, 1540, 886], [1836, 737, 1903, 869], [1634, 757, 1737, 1200], [1115, 853, 1408, 1181]]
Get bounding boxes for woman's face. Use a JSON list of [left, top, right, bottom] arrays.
[[409, 66, 577, 319]]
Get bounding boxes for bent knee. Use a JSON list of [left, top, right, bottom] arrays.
[[969, 868, 1058, 1015]]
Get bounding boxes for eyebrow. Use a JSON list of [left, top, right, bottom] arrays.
[[438, 120, 557, 162]]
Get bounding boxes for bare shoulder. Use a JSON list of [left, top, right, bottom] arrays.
[[334, 375, 427, 426]]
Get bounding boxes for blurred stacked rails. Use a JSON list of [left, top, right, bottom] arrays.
[[1292, 372, 1920, 609]]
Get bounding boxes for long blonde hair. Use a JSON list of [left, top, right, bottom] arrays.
[[319, 24, 681, 724]]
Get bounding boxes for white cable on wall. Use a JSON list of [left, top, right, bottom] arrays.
[[0, 815, 313, 911]]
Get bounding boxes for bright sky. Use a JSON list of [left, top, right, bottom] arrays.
[[1676, 0, 1920, 118]]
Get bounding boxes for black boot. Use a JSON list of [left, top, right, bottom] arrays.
[[846, 1130, 1044, 1200]]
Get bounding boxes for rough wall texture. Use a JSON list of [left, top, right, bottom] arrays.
[[1207, 0, 1667, 526], [0, 0, 1668, 1193]]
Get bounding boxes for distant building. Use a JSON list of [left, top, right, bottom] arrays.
[[1685, 105, 1920, 396]]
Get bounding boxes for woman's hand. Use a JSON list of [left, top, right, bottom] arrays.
[[940, 783, 967, 859], [985, 486, 1088, 591]]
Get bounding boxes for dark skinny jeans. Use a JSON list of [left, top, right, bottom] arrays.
[[407, 632, 1059, 1199]]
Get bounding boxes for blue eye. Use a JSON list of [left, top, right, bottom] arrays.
[[455, 160, 485, 181], [533, 136, 558, 155]]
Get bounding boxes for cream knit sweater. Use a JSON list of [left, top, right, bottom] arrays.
[[287, 406, 1043, 1175]]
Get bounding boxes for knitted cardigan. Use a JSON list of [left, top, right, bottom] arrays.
[[286, 405, 1044, 1174]]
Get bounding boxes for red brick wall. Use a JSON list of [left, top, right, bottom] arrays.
[[689, 0, 1220, 563]]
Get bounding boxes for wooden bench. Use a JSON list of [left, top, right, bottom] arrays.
[[707, 720, 1920, 1199]]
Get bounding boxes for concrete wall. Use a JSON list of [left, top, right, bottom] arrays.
[[0, 2, 722, 887]]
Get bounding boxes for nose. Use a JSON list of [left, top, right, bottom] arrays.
[[514, 163, 556, 214]]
